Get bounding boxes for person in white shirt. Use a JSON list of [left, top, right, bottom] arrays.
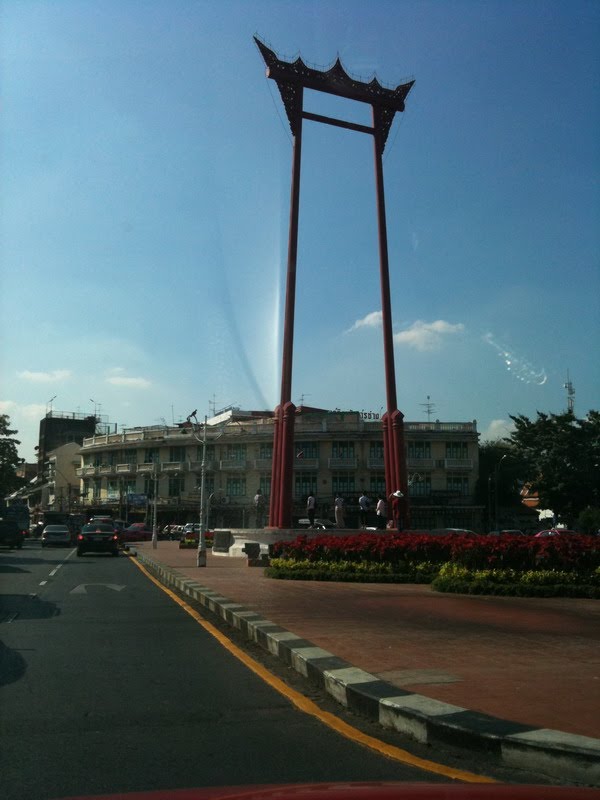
[[358, 492, 370, 529], [306, 493, 316, 528], [375, 495, 387, 529], [334, 494, 345, 528]]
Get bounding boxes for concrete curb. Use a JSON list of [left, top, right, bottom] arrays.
[[135, 551, 600, 786]]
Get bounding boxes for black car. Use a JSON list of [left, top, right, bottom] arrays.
[[0, 519, 25, 549], [77, 523, 120, 557]]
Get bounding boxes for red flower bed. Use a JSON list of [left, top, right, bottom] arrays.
[[271, 532, 600, 572]]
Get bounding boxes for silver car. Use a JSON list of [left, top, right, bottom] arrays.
[[41, 524, 73, 547]]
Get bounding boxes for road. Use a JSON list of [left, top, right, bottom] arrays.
[[1, 540, 459, 800]]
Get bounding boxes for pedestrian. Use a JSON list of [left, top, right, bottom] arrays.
[[358, 491, 370, 529], [334, 494, 345, 528], [306, 492, 316, 528], [375, 495, 387, 529], [254, 488, 266, 528], [390, 490, 405, 531]]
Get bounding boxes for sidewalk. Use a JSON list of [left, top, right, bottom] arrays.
[[131, 541, 600, 783]]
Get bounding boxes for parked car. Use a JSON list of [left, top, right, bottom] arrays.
[[534, 529, 580, 538], [41, 524, 73, 547], [0, 518, 25, 549], [77, 523, 120, 556], [488, 529, 525, 536], [121, 523, 153, 542], [429, 528, 479, 537]]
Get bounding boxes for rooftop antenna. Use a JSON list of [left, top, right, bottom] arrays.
[[563, 371, 575, 414], [209, 395, 217, 417], [298, 393, 311, 407], [420, 395, 436, 422], [47, 395, 57, 414]]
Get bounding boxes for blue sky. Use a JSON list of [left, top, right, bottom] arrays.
[[1, 0, 598, 461]]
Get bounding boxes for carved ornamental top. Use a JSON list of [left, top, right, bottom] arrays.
[[254, 36, 414, 148]]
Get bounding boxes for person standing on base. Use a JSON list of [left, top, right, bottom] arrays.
[[375, 495, 387, 530], [358, 491, 370, 529], [306, 492, 316, 528], [390, 490, 405, 531], [334, 494, 345, 528], [254, 488, 266, 528]]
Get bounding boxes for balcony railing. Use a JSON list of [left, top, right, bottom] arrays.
[[444, 458, 473, 470], [219, 459, 247, 471], [367, 457, 384, 469], [116, 463, 136, 473], [407, 457, 435, 469], [137, 463, 157, 474], [189, 460, 216, 472], [292, 458, 319, 470], [161, 461, 186, 473], [254, 458, 273, 470], [328, 457, 358, 469]]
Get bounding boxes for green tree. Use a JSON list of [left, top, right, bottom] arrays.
[[474, 441, 527, 528], [506, 410, 600, 524], [0, 414, 26, 501]]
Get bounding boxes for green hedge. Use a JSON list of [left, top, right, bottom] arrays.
[[266, 558, 600, 597], [265, 558, 439, 583], [431, 563, 600, 598]]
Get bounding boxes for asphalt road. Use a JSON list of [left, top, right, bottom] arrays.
[[1, 540, 452, 800]]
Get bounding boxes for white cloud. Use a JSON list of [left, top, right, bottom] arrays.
[[0, 400, 17, 413], [393, 320, 465, 351], [22, 403, 47, 419], [346, 310, 383, 333], [17, 369, 71, 382], [106, 375, 151, 389], [480, 419, 516, 442]]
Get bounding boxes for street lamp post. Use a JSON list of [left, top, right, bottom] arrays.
[[151, 464, 159, 550], [494, 454, 508, 531], [188, 411, 207, 567]]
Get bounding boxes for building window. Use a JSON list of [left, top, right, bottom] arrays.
[[446, 442, 468, 459], [93, 479, 102, 499], [369, 441, 384, 459], [169, 446, 186, 463], [259, 474, 271, 497], [195, 475, 215, 496], [226, 476, 246, 496], [447, 475, 469, 495], [123, 451, 137, 465], [259, 443, 273, 459], [144, 448, 159, 464], [107, 480, 120, 499], [295, 472, 317, 498], [82, 479, 90, 498], [123, 479, 137, 495], [196, 444, 215, 461], [295, 441, 319, 459], [225, 443, 246, 461], [409, 441, 431, 459], [332, 473, 355, 495], [410, 474, 431, 496], [369, 473, 386, 495], [169, 476, 185, 497], [144, 476, 156, 499], [331, 441, 354, 458]]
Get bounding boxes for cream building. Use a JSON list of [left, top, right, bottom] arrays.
[[76, 407, 482, 530]]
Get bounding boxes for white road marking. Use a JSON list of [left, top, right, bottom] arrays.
[[70, 583, 126, 594], [39, 581, 47, 586]]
